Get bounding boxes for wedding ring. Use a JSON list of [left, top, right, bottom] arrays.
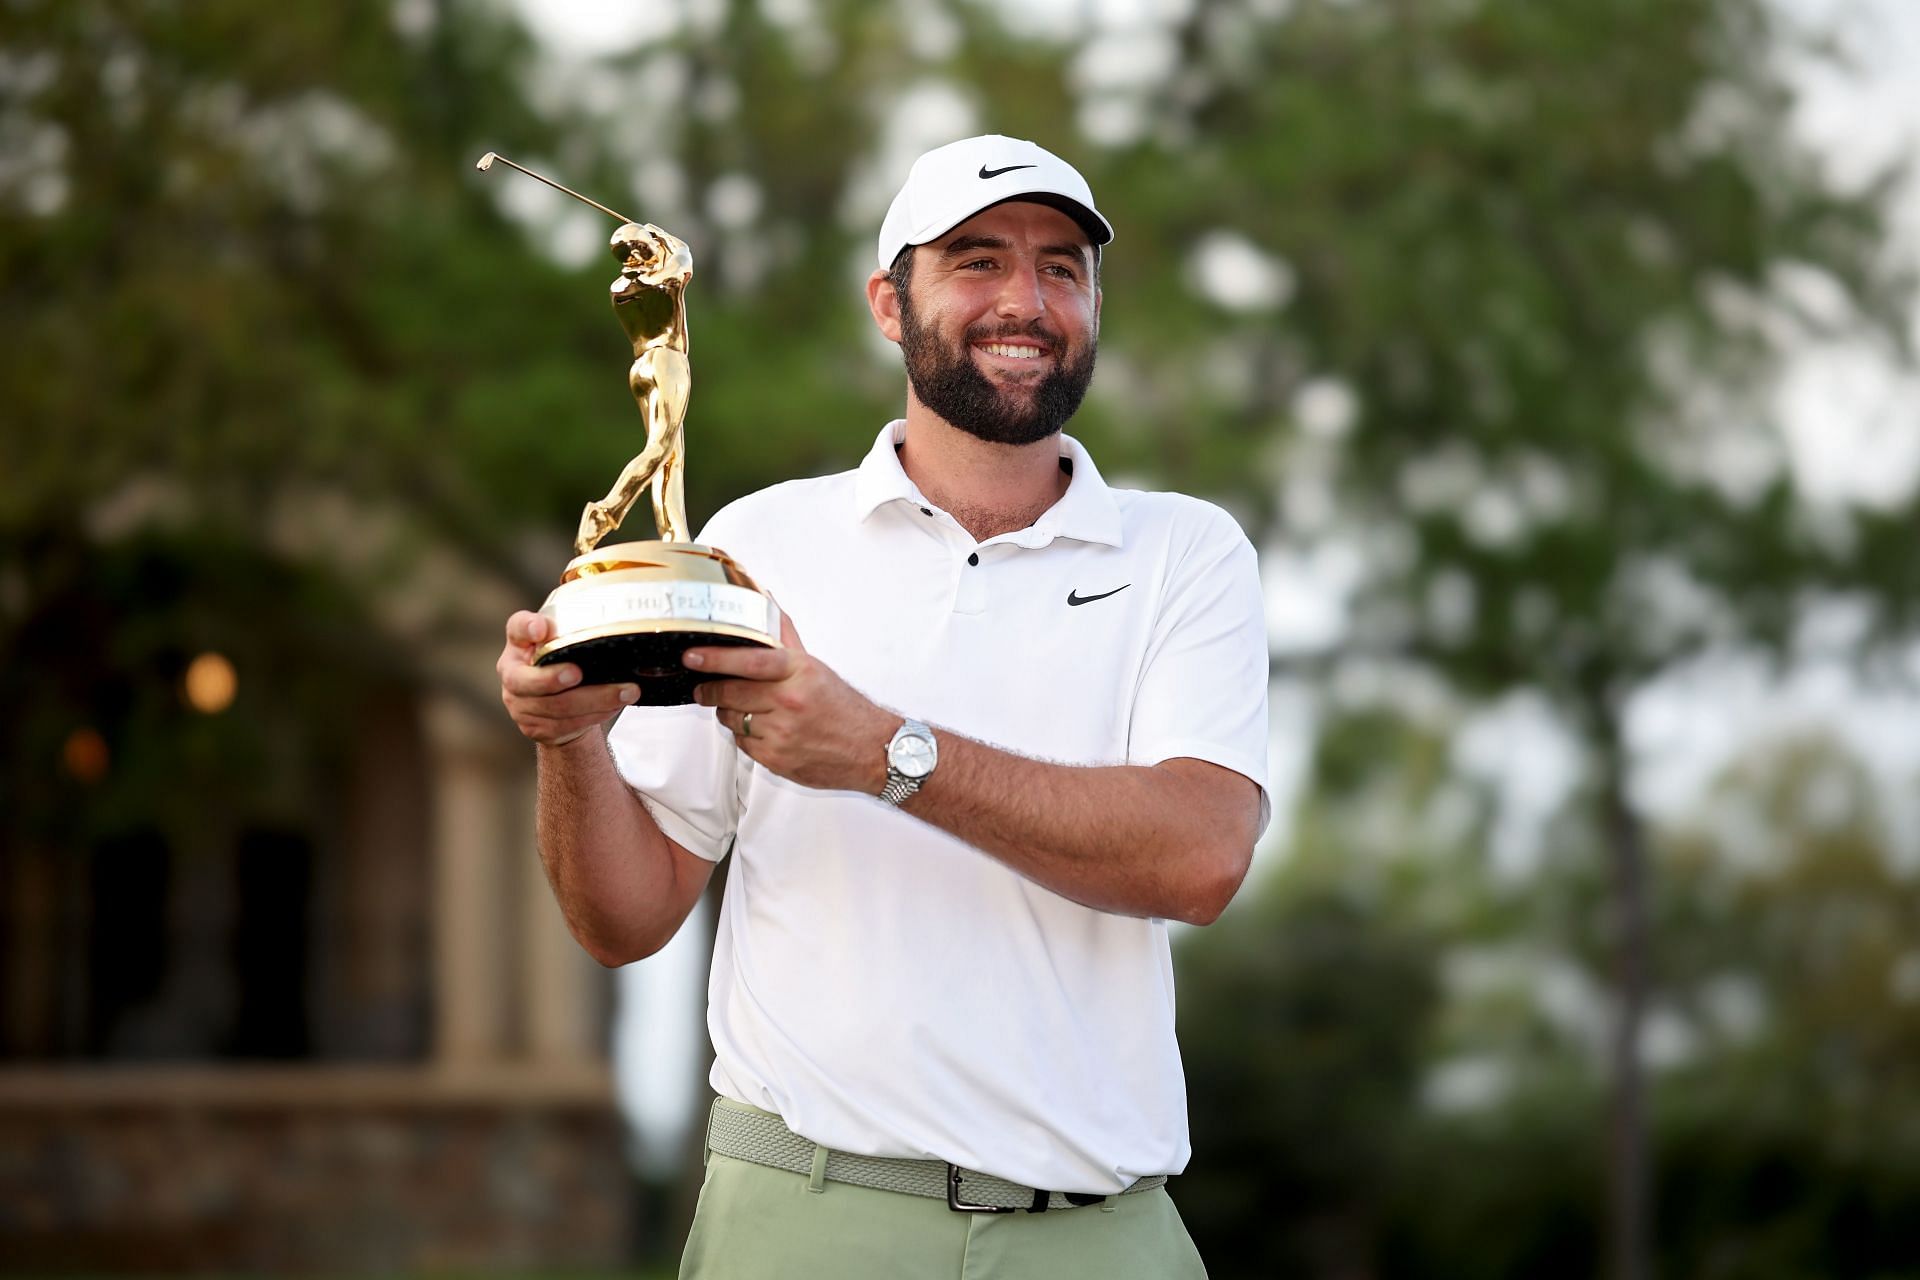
[[741, 712, 754, 739]]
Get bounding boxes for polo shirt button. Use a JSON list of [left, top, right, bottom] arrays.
[[920, 507, 932, 516], [967, 552, 979, 566]]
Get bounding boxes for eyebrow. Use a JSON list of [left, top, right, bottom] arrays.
[[938, 234, 1011, 258], [937, 233, 1092, 268]]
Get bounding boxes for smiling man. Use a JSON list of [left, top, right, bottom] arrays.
[[498, 135, 1271, 1279]]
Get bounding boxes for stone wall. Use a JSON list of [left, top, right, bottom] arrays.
[[0, 1066, 631, 1274]]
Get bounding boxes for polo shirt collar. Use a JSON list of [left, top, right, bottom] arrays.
[[851, 420, 1125, 548]]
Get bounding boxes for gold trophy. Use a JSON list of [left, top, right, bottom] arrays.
[[477, 153, 780, 704]]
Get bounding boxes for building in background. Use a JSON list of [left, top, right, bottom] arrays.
[[0, 530, 629, 1273]]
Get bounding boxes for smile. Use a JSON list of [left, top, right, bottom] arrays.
[[976, 342, 1048, 360]]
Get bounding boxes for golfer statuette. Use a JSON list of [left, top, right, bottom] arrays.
[[476, 152, 780, 703]]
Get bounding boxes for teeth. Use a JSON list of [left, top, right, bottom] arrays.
[[981, 343, 1043, 359]]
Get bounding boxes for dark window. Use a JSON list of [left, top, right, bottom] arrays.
[[228, 827, 314, 1059], [84, 827, 171, 1056]]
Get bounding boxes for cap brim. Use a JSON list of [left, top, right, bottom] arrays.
[[996, 193, 1112, 248], [911, 193, 1112, 256]]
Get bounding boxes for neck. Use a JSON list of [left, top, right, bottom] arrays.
[[897, 398, 1068, 542]]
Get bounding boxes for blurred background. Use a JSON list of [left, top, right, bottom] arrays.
[[4, 0, 1919, 1275]]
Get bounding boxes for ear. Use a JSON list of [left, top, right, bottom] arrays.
[[867, 268, 903, 344]]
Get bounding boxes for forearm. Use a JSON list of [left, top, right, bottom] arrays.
[[686, 631, 1259, 924], [902, 735, 1258, 925], [535, 726, 708, 966]]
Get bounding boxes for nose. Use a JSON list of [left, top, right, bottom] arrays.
[[993, 260, 1046, 323]]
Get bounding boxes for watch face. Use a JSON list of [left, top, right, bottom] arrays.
[[890, 733, 936, 779]]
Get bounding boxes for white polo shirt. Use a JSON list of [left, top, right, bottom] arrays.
[[608, 421, 1269, 1194]]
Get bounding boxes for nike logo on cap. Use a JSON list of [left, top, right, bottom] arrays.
[[1067, 585, 1130, 607], [978, 163, 1037, 179]]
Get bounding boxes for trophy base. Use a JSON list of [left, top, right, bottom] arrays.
[[533, 540, 780, 706], [535, 628, 769, 705]]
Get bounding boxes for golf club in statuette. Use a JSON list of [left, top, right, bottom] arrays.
[[477, 152, 780, 703]]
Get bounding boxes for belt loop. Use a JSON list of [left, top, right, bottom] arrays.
[[807, 1142, 829, 1194]]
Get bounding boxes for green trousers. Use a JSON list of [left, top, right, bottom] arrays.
[[679, 1148, 1208, 1279]]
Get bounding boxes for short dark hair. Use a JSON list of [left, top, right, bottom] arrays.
[[888, 244, 916, 305]]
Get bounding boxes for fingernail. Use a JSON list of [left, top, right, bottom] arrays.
[[619, 686, 639, 704], [683, 650, 705, 669], [558, 666, 580, 687]]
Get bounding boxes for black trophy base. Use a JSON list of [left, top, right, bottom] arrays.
[[535, 630, 769, 705]]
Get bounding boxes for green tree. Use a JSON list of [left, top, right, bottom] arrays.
[[0, 0, 607, 963], [1176, 874, 1440, 1277], [1185, 720, 1920, 1278], [1, 1, 614, 575], [1652, 738, 1920, 1278]]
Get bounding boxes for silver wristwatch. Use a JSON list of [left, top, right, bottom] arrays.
[[880, 719, 938, 806]]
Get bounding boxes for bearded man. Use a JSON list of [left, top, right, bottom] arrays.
[[498, 135, 1270, 1279]]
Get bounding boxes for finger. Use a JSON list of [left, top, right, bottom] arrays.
[[503, 658, 587, 699], [533, 687, 637, 717], [512, 692, 638, 729], [714, 708, 772, 746], [505, 610, 552, 649], [684, 644, 800, 681], [693, 679, 777, 713], [509, 680, 637, 717], [778, 609, 805, 652]]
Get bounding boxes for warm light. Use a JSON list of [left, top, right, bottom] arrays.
[[183, 651, 238, 714], [62, 727, 110, 783]]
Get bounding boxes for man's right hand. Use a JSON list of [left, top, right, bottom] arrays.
[[498, 611, 640, 747]]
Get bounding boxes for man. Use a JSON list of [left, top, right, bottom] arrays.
[[498, 135, 1270, 1279]]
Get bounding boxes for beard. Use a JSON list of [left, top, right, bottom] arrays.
[[898, 293, 1097, 446]]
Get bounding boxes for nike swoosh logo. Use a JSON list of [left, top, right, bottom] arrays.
[[978, 163, 1037, 180], [1067, 585, 1130, 607]]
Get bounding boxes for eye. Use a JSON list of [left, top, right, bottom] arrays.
[[961, 258, 997, 271], [1043, 263, 1080, 280]]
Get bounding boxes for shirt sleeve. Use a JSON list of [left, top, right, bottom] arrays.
[[606, 703, 741, 862], [1126, 506, 1273, 835]]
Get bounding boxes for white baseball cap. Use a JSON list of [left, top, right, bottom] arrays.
[[876, 134, 1114, 270]]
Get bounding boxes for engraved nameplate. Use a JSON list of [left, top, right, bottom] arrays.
[[542, 580, 774, 638]]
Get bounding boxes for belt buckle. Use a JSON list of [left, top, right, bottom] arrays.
[[946, 1163, 1018, 1214]]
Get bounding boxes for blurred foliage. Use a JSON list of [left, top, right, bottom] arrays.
[[0, 0, 1098, 853], [3, 0, 610, 862], [3, 0, 619, 575], [5, 529, 391, 852], [1111, 1, 1913, 1270], [1093, 0, 1915, 702], [8, 0, 1911, 727], [1650, 741, 1920, 1278], [1179, 730, 1920, 1279], [1176, 881, 1442, 1276]]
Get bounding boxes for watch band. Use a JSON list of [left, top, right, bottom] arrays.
[[879, 772, 923, 806], [880, 719, 936, 807]]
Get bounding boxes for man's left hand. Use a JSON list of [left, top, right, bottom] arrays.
[[687, 615, 895, 794]]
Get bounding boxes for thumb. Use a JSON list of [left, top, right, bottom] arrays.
[[777, 604, 805, 652]]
